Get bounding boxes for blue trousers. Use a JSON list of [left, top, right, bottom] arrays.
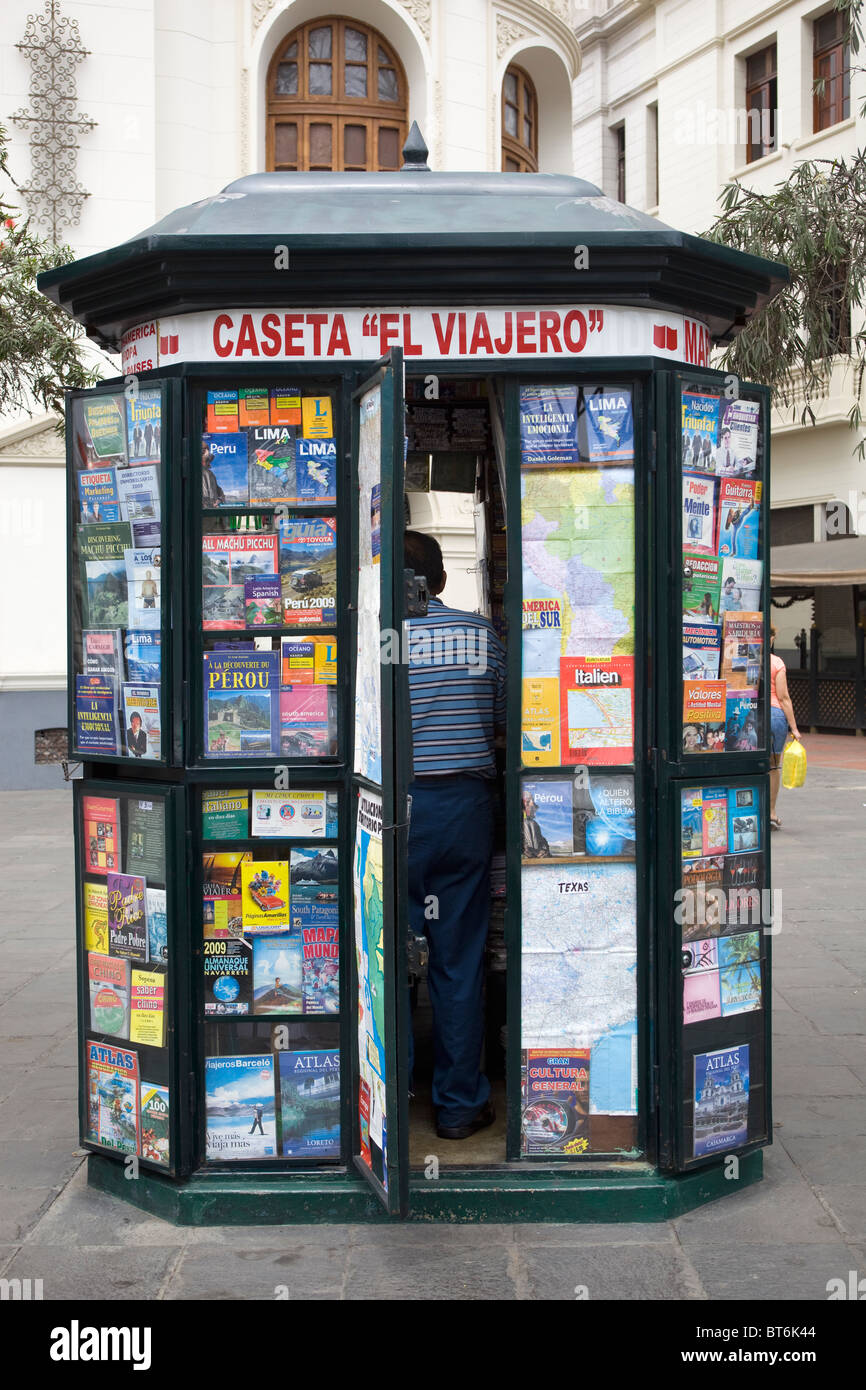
[[407, 774, 493, 1126]]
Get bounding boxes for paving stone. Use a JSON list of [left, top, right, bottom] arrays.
[[512, 1220, 676, 1247], [29, 1167, 184, 1247], [0, 1189, 60, 1243], [772, 1064, 864, 1097], [684, 1241, 856, 1301], [673, 1147, 840, 1246], [2, 1244, 179, 1300], [811, 1185, 866, 1243], [169, 1243, 349, 1300], [519, 1243, 701, 1300], [345, 1243, 514, 1299], [778, 1133, 866, 1186]]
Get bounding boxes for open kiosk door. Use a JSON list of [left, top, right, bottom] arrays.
[[349, 350, 411, 1215]]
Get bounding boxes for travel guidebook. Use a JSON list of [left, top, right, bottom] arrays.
[[521, 1050, 590, 1156], [728, 785, 761, 853], [252, 935, 302, 1014], [79, 522, 132, 628], [244, 574, 282, 628], [74, 674, 121, 754], [681, 789, 704, 859], [249, 426, 296, 504], [124, 629, 161, 684], [140, 1083, 170, 1167], [290, 847, 339, 927], [301, 924, 339, 1014], [725, 689, 760, 751], [81, 795, 121, 876], [279, 685, 331, 757], [203, 432, 249, 505], [202, 532, 279, 630], [717, 478, 761, 559], [204, 937, 252, 1016], [295, 437, 337, 504], [701, 786, 728, 856], [278, 517, 338, 625], [202, 850, 251, 939], [693, 1045, 749, 1157], [205, 1054, 277, 1160], [583, 387, 634, 463], [86, 1040, 139, 1155], [519, 385, 580, 465], [521, 779, 574, 859], [203, 649, 280, 757], [278, 1050, 340, 1158], [145, 887, 168, 964], [682, 391, 721, 475]]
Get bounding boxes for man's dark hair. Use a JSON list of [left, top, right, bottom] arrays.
[[404, 530, 444, 593]]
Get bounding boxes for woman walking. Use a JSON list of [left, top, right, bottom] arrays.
[[769, 625, 801, 830]]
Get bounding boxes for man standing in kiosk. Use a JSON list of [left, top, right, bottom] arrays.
[[403, 531, 507, 1140]]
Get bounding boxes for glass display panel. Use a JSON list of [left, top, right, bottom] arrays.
[[70, 386, 166, 761]]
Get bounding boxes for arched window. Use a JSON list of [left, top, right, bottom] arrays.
[[501, 64, 538, 172], [267, 17, 408, 172]]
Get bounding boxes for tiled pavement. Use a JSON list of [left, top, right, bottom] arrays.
[[0, 753, 863, 1300]]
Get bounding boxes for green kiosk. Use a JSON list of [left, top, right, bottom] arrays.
[[41, 129, 787, 1223]]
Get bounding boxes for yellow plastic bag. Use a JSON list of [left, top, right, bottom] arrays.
[[782, 737, 807, 789]]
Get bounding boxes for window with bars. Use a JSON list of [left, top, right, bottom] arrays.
[[813, 10, 850, 132], [502, 65, 538, 172], [267, 17, 407, 172], [745, 43, 777, 162]]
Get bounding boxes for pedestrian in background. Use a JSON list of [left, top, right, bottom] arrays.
[[769, 624, 801, 829]]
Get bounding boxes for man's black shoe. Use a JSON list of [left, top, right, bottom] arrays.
[[436, 1099, 495, 1141]]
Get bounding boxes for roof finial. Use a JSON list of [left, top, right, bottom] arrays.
[[401, 122, 430, 171]]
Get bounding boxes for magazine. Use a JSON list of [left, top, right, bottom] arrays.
[[202, 532, 279, 630], [86, 1040, 139, 1154], [252, 935, 302, 1014], [682, 475, 717, 554], [682, 553, 722, 622], [681, 391, 721, 475], [129, 968, 166, 1047], [74, 674, 121, 754], [88, 952, 131, 1038], [721, 612, 763, 691], [693, 1045, 749, 1156], [717, 478, 761, 559], [140, 1083, 170, 1167], [584, 387, 633, 463], [81, 795, 121, 876], [117, 463, 160, 524], [78, 468, 121, 523], [202, 851, 251, 939], [203, 650, 280, 756], [122, 683, 161, 759], [278, 1050, 340, 1157], [203, 432, 248, 505], [124, 629, 161, 683], [107, 872, 149, 963], [124, 547, 161, 630], [126, 387, 162, 463], [205, 1054, 277, 1160], [204, 937, 252, 1016], [521, 1050, 591, 1156], [79, 522, 132, 628], [278, 517, 337, 625]]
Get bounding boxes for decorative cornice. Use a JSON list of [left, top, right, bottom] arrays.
[[252, 0, 278, 34], [497, 15, 536, 61], [0, 416, 64, 465], [396, 0, 432, 43], [495, 2, 581, 78]]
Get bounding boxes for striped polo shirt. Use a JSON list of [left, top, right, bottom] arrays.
[[406, 597, 507, 778]]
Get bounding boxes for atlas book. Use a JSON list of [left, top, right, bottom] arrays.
[[88, 952, 131, 1038], [521, 779, 574, 859], [584, 387, 633, 463], [302, 925, 339, 1013], [520, 1050, 591, 1156], [295, 437, 337, 503], [124, 629, 161, 684], [725, 689, 760, 751], [74, 674, 121, 754], [78, 467, 121, 523], [681, 391, 721, 475], [682, 680, 726, 752], [122, 683, 161, 759], [129, 968, 166, 1047], [204, 937, 252, 1016], [86, 1040, 139, 1155], [249, 425, 296, 504], [202, 790, 249, 839], [278, 1050, 340, 1158], [205, 1054, 277, 1160], [693, 1045, 749, 1157], [727, 785, 761, 853], [721, 613, 763, 691], [241, 859, 290, 933], [83, 881, 109, 954], [81, 795, 121, 876], [107, 872, 149, 963], [126, 387, 162, 463], [79, 521, 132, 628], [682, 553, 722, 622], [717, 478, 761, 559], [682, 622, 722, 680], [124, 547, 161, 630], [203, 649, 280, 757], [202, 531, 279, 630], [125, 798, 166, 883], [278, 516, 338, 625], [720, 556, 762, 615], [140, 1083, 170, 1167], [117, 463, 160, 524], [203, 432, 248, 505], [252, 935, 302, 1014], [682, 474, 717, 554]]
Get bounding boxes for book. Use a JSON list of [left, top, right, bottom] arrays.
[[238, 386, 270, 428], [146, 887, 167, 965], [278, 1050, 340, 1157], [204, 937, 252, 1015], [81, 795, 121, 876], [270, 386, 302, 426], [83, 395, 128, 464], [280, 637, 316, 685], [521, 779, 573, 858], [682, 622, 722, 680], [203, 650, 280, 757], [559, 656, 634, 765], [701, 786, 728, 856], [122, 683, 161, 759], [279, 686, 331, 757], [584, 387, 633, 462], [718, 931, 760, 969], [202, 851, 251, 939], [206, 389, 239, 434], [693, 1045, 750, 1157], [682, 680, 726, 753], [680, 856, 725, 941], [132, 518, 161, 549], [720, 556, 762, 615], [83, 881, 109, 954], [79, 522, 132, 628], [278, 517, 337, 625], [88, 952, 131, 1037], [717, 478, 761, 559], [520, 1050, 591, 1156], [244, 574, 283, 628], [716, 399, 760, 478], [124, 630, 161, 684], [203, 432, 249, 505], [251, 789, 338, 839], [86, 1040, 139, 1154], [682, 936, 719, 974], [725, 689, 759, 752], [723, 851, 764, 895], [682, 553, 722, 622], [682, 474, 717, 553], [252, 935, 302, 1014], [290, 847, 339, 930], [249, 426, 296, 504], [124, 547, 161, 630], [126, 387, 162, 463], [295, 438, 337, 503], [683, 969, 722, 1024], [721, 612, 763, 691], [78, 468, 121, 523], [313, 638, 337, 684], [681, 391, 721, 475], [74, 674, 121, 754], [129, 968, 166, 1047], [519, 385, 580, 465], [583, 769, 637, 855], [241, 859, 290, 933], [202, 790, 249, 839], [83, 628, 123, 685], [301, 396, 333, 439], [681, 788, 703, 859], [205, 1054, 277, 1160], [116, 463, 160, 525], [202, 531, 279, 630], [727, 785, 761, 853], [521, 676, 561, 765], [107, 873, 149, 963], [301, 924, 339, 1014], [140, 1083, 170, 1167], [125, 797, 166, 883]]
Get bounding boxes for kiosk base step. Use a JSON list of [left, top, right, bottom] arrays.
[[87, 1149, 763, 1225]]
